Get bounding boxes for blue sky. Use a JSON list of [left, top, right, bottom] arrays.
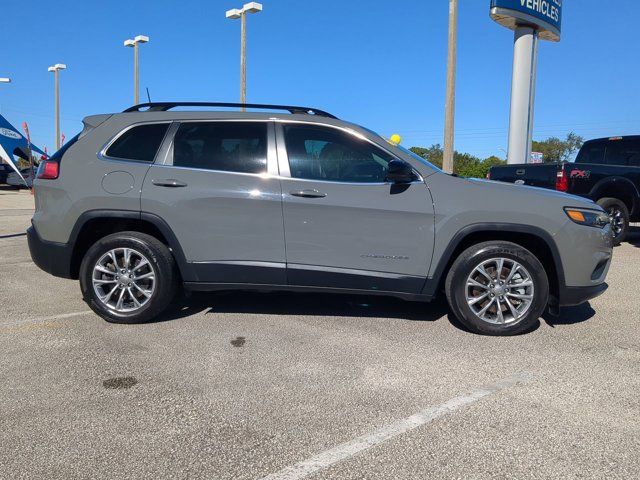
[[1, 0, 638, 158]]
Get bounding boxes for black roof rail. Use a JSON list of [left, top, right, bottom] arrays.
[[122, 102, 337, 119]]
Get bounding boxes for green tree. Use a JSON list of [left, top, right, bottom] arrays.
[[531, 132, 584, 163], [410, 145, 443, 169], [409, 145, 505, 179]]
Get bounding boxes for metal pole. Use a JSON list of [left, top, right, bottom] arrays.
[[134, 41, 140, 105], [507, 26, 538, 165], [443, 0, 458, 174], [240, 11, 247, 109], [54, 70, 60, 150]]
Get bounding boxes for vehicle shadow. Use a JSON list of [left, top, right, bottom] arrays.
[[542, 302, 596, 327], [158, 291, 597, 333], [446, 301, 597, 335], [627, 226, 640, 248], [445, 311, 541, 335], [158, 290, 450, 324]]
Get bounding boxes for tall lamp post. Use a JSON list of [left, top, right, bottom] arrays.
[[48, 64, 66, 150], [226, 2, 263, 107], [0, 77, 10, 129], [124, 35, 149, 105], [0, 78, 10, 111]]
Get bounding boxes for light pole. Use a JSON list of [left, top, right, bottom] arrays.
[[124, 35, 149, 105], [48, 64, 66, 150], [442, 0, 458, 174], [0, 77, 9, 123], [226, 2, 263, 107]]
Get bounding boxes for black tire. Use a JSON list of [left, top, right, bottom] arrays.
[[445, 241, 549, 336], [79, 231, 177, 324], [597, 197, 629, 246]]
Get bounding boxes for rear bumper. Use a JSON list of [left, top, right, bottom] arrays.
[[558, 283, 608, 307], [27, 225, 74, 279]]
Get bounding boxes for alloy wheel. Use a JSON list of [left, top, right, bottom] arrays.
[[607, 207, 624, 238], [465, 257, 535, 325], [92, 247, 156, 313]]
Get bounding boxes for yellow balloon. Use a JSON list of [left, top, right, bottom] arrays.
[[389, 133, 402, 145]]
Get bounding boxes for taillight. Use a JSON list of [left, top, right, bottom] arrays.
[[555, 168, 568, 192], [36, 161, 59, 180]]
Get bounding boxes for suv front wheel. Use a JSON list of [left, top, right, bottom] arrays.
[[445, 241, 549, 336], [80, 231, 177, 323]]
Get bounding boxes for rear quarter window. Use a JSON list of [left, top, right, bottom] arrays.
[[105, 123, 169, 162]]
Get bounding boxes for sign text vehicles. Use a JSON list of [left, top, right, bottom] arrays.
[[490, 0, 563, 42]]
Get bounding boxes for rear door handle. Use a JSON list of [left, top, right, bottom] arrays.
[[516, 169, 525, 175], [290, 189, 327, 199], [152, 179, 188, 188]]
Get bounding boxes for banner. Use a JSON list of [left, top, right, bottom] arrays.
[[0, 114, 45, 185]]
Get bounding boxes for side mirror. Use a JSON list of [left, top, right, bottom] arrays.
[[13, 146, 30, 161], [386, 159, 414, 183]]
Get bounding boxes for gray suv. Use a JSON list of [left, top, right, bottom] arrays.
[[27, 102, 613, 335]]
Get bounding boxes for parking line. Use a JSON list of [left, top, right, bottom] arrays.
[[260, 371, 533, 480], [2, 311, 93, 327]]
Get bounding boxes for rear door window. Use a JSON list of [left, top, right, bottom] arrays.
[[105, 123, 169, 162], [172, 122, 267, 174], [604, 139, 640, 166], [576, 142, 606, 164]]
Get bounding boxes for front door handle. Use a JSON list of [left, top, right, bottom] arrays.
[[290, 189, 327, 199], [152, 179, 188, 188]]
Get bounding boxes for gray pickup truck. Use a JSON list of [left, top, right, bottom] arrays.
[[489, 136, 640, 244], [26, 102, 613, 336]]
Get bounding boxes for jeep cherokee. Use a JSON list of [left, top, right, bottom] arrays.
[[27, 102, 613, 335]]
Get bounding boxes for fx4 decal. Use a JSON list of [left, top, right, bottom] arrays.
[[570, 169, 591, 179]]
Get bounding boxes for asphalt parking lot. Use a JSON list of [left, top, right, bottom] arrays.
[[1, 187, 639, 479]]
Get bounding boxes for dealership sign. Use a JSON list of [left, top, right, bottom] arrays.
[[490, 0, 562, 41], [0, 127, 22, 140]]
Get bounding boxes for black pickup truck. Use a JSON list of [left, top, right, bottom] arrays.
[[489, 136, 640, 245]]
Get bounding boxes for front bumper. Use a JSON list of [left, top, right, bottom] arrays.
[[558, 282, 608, 307], [27, 225, 73, 279]]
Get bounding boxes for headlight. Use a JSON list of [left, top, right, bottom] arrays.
[[564, 208, 610, 229]]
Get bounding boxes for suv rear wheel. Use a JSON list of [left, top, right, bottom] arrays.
[[597, 197, 629, 246], [80, 231, 177, 323], [445, 241, 549, 336]]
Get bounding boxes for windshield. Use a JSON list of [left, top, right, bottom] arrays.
[[394, 145, 445, 174], [357, 125, 445, 174]]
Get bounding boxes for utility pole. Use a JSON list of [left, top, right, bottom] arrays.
[[443, 0, 458, 174], [48, 64, 66, 150]]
